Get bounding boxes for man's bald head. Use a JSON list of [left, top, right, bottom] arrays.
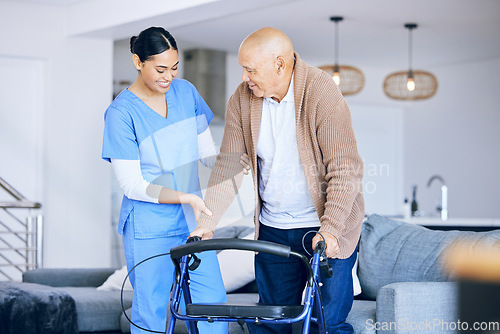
[[239, 27, 294, 63], [238, 27, 295, 102]]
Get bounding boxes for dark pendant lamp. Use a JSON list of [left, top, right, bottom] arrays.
[[319, 16, 364, 96], [383, 23, 438, 100]]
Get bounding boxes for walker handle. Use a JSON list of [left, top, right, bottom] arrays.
[[170, 238, 291, 260]]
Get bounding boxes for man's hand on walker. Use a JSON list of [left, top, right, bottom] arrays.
[[312, 232, 340, 258], [189, 226, 214, 241]]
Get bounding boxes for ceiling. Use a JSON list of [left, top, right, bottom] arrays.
[[5, 0, 84, 5], [167, 0, 500, 69], [7, 0, 500, 70]]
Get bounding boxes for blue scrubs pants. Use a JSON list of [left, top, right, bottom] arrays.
[[123, 216, 228, 334], [249, 224, 357, 334]]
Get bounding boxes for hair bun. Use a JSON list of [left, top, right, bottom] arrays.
[[130, 27, 177, 62], [130, 36, 137, 53]]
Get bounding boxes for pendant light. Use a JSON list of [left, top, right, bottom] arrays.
[[383, 23, 438, 100], [319, 16, 364, 96]]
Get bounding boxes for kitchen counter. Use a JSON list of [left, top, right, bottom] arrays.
[[401, 217, 500, 231]]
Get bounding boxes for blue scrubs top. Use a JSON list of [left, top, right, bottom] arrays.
[[102, 79, 214, 239]]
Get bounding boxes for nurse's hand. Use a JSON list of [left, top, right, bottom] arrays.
[[189, 226, 214, 240], [240, 153, 251, 175], [186, 194, 213, 222]]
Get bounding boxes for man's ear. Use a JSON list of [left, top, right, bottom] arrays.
[[276, 56, 285, 74]]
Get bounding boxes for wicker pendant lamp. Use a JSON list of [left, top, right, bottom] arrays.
[[383, 23, 438, 100], [319, 16, 364, 96]]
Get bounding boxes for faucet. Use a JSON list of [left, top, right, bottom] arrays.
[[427, 175, 448, 221]]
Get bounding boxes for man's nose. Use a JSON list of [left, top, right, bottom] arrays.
[[242, 70, 250, 82]]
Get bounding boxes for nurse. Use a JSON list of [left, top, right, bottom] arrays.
[[102, 27, 245, 333]]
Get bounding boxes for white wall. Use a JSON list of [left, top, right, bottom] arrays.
[[223, 54, 500, 219], [402, 58, 500, 219], [1, 2, 114, 268], [225, 54, 243, 107], [341, 59, 500, 219], [339, 58, 500, 219], [66, 0, 222, 38]]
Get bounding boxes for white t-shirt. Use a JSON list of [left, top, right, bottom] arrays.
[[256, 77, 320, 229]]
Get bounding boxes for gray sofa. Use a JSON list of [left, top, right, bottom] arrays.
[[20, 214, 500, 333], [22, 268, 133, 333]]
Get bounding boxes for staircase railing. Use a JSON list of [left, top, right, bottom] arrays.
[[0, 177, 43, 281]]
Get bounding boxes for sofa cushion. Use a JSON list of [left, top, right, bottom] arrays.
[[56, 287, 133, 332], [358, 214, 500, 300], [347, 300, 376, 334], [376, 281, 458, 333], [22, 268, 115, 288]]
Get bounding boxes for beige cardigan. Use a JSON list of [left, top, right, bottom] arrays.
[[198, 53, 365, 259]]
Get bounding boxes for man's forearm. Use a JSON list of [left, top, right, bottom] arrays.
[[197, 151, 247, 231]]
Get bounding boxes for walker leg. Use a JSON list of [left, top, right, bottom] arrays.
[[167, 256, 199, 334], [166, 283, 181, 334], [181, 269, 199, 333], [165, 313, 176, 334], [301, 287, 315, 334], [314, 286, 327, 334]]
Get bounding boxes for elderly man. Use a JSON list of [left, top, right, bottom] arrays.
[[191, 27, 364, 333]]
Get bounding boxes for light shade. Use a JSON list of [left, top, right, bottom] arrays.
[[319, 65, 365, 96], [383, 70, 438, 100]]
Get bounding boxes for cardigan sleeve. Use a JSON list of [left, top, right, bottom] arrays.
[[314, 77, 364, 241], [196, 91, 248, 231]]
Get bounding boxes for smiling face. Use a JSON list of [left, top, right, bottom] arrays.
[[238, 48, 280, 99], [135, 48, 179, 95]]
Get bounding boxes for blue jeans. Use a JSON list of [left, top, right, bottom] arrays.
[[249, 224, 356, 334]]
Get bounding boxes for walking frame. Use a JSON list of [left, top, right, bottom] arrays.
[[166, 237, 331, 334]]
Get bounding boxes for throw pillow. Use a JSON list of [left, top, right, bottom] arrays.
[[352, 256, 362, 296], [217, 231, 256, 293], [97, 266, 133, 291]]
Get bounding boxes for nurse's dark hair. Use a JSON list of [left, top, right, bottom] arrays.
[[130, 27, 178, 62]]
